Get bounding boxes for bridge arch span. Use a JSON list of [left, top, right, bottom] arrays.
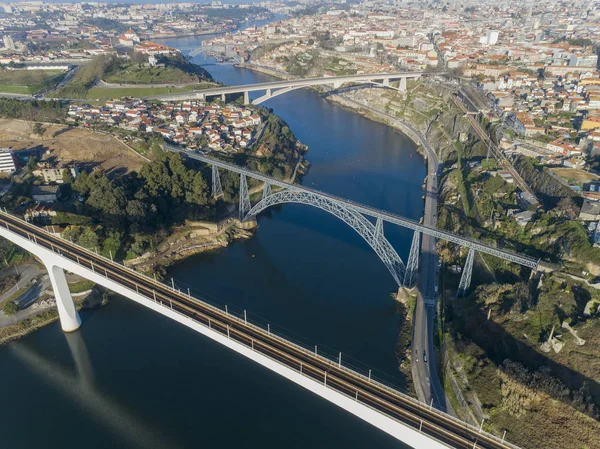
[[244, 189, 405, 285]]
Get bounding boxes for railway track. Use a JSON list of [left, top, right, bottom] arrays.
[[0, 211, 517, 449]]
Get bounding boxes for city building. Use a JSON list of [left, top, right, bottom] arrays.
[[0, 148, 16, 174], [2, 35, 15, 51]]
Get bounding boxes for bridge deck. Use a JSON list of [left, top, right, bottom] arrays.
[[145, 71, 425, 100], [0, 210, 517, 449], [169, 146, 539, 269]]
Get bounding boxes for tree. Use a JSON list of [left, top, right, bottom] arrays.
[[2, 300, 17, 315], [26, 156, 37, 172], [188, 172, 208, 205], [73, 170, 91, 195], [77, 227, 99, 250], [62, 168, 74, 185], [33, 123, 45, 136]]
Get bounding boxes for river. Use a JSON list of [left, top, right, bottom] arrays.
[[0, 33, 425, 449]]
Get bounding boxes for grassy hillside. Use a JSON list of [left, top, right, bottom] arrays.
[[0, 70, 65, 95], [54, 54, 213, 99]]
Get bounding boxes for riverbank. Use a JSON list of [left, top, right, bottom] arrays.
[[235, 62, 430, 160], [125, 217, 257, 273], [0, 289, 105, 346]]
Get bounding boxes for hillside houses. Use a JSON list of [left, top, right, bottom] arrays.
[[68, 99, 262, 154]]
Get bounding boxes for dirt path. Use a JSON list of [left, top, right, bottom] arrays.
[[0, 119, 145, 175]]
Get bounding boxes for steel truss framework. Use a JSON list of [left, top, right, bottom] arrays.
[[174, 149, 537, 269], [239, 174, 251, 221], [403, 231, 420, 288], [457, 248, 475, 298], [246, 188, 405, 286], [212, 165, 223, 198]]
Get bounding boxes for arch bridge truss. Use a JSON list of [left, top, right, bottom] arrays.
[[168, 146, 539, 289]]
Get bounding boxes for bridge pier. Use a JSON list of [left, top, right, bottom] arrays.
[[221, 93, 226, 102], [403, 231, 420, 288], [262, 181, 272, 200], [243, 91, 250, 105], [212, 165, 223, 198], [239, 174, 251, 220], [399, 78, 407, 92], [457, 248, 475, 298], [45, 262, 81, 332], [383, 78, 390, 87]]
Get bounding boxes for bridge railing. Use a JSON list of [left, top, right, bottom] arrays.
[[170, 146, 539, 269], [0, 207, 521, 449]]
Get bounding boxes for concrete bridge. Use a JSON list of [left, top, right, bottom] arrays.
[[168, 146, 539, 296], [145, 72, 427, 105], [0, 210, 518, 449]]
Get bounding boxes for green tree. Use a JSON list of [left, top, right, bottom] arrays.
[[77, 227, 99, 250], [62, 168, 74, 184], [188, 172, 208, 205], [2, 300, 17, 315], [73, 170, 91, 195], [33, 123, 45, 136], [26, 156, 37, 172]]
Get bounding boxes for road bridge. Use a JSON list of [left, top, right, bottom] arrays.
[[0, 210, 519, 449], [145, 72, 426, 104], [169, 146, 538, 292]]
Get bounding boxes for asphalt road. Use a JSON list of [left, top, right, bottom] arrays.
[[412, 142, 449, 412], [333, 93, 449, 412]]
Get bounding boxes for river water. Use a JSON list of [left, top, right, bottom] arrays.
[[0, 33, 425, 449]]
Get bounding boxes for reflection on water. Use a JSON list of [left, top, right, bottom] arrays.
[[0, 30, 421, 449], [10, 332, 183, 449]]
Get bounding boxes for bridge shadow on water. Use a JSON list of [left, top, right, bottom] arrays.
[[9, 330, 185, 449]]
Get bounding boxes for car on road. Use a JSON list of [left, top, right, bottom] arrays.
[[423, 351, 427, 363]]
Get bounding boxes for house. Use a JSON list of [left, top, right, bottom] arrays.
[[24, 204, 57, 222], [513, 210, 535, 227], [0, 148, 16, 173], [41, 165, 79, 183], [32, 185, 60, 203], [579, 199, 600, 221]]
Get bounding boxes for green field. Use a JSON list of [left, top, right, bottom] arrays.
[[86, 83, 215, 100], [104, 64, 198, 85], [0, 70, 65, 95]]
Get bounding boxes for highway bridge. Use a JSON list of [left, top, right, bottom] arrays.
[[168, 146, 539, 293], [0, 209, 518, 449], [145, 71, 426, 104]]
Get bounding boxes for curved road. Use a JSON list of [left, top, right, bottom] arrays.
[[330, 94, 448, 412]]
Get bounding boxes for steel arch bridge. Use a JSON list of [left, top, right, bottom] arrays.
[[167, 145, 540, 290], [245, 188, 405, 285]]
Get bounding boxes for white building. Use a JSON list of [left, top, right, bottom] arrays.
[[2, 35, 15, 51], [481, 30, 499, 46], [0, 148, 16, 173], [569, 54, 598, 67]]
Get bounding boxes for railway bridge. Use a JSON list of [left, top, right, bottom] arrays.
[[0, 210, 519, 449]]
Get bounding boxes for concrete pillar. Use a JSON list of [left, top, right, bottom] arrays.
[[333, 81, 341, 89], [383, 78, 390, 87], [266, 88, 271, 97], [221, 93, 226, 102], [243, 91, 250, 105], [46, 263, 81, 332], [399, 77, 407, 92]]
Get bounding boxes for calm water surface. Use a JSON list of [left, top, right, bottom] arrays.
[[0, 33, 425, 449]]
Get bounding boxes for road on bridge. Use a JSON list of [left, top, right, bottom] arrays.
[[145, 71, 426, 101], [0, 210, 517, 449]]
